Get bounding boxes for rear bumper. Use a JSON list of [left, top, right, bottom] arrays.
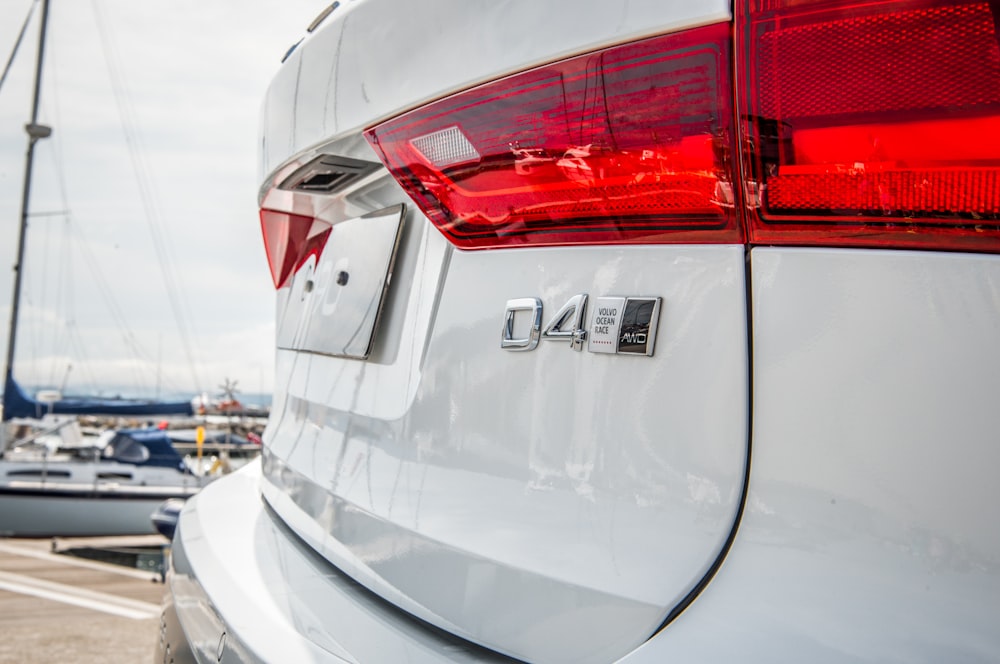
[[158, 460, 514, 663]]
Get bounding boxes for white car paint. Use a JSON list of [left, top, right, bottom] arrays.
[[620, 248, 1000, 662]]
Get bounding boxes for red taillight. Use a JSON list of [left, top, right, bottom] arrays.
[[259, 209, 330, 289], [364, 23, 740, 249], [738, 0, 1000, 251], [296, 4, 999, 255]]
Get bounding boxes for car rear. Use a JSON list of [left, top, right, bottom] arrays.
[[159, 1, 1000, 662]]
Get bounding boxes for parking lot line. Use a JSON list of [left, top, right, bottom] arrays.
[[0, 570, 159, 620]]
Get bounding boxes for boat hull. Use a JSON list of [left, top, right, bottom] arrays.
[[0, 484, 199, 537]]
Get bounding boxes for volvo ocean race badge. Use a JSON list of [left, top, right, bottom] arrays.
[[587, 297, 625, 354], [588, 296, 661, 356]]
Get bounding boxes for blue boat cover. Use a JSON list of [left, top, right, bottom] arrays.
[[2, 373, 193, 421], [104, 428, 192, 472]]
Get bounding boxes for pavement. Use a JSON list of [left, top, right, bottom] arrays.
[[0, 536, 168, 664]]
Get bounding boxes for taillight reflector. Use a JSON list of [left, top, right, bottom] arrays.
[[259, 209, 330, 289], [739, 0, 1000, 251], [365, 23, 740, 249]]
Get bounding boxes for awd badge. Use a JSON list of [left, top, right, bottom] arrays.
[[588, 297, 661, 356]]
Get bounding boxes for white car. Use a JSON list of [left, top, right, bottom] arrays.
[[158, 0, 1000, 661]]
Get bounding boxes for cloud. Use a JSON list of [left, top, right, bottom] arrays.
[[0, 0, 326, 396]]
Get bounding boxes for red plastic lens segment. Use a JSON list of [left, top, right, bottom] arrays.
[[259, 209, 331, 289], [365, 23, 740, 249], [739, 0, 1000, 251]]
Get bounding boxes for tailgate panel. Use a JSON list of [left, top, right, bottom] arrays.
[[262, 235, 748, 662]]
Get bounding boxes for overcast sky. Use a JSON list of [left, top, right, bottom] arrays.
[[0, 0, 327, 400]]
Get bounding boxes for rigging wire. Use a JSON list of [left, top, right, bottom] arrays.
[[17, 18, 142, 396], [40, 30, 63, 389], [66, 327, 98, 393], [45, 45, 145, 396], [44, 216, 71, 388], [33, 196, 51, 380], [69, 226, 188, 396], [5, 1, 202, 398], [0, 0, 37, 97], [90, 0, 203, 393]]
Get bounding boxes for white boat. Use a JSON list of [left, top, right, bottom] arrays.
[[0, 417, 206, 537]]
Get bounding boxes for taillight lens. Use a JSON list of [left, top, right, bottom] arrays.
[[365, 23, 741, 249], [259, 209, 330, 289], [738, 0, 1000, 251]]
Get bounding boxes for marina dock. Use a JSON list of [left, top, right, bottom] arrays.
[[0, 535, 167, 663]]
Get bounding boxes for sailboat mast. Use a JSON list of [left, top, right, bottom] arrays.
[[4, 0, 52, 384]]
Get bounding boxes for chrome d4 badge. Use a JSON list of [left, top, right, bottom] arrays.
[[502, 294, 661, 356]]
